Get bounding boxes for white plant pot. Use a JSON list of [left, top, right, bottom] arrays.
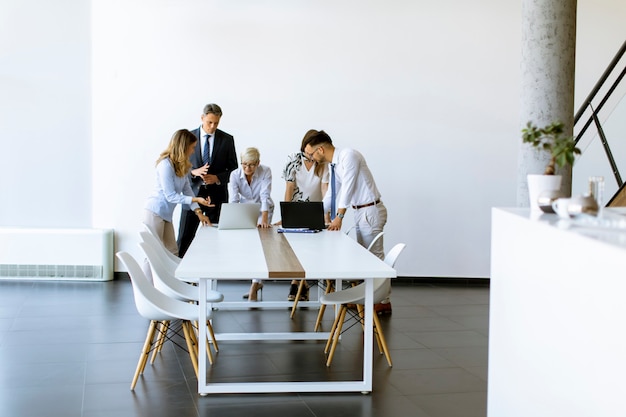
[[527, 174, 562, 212]]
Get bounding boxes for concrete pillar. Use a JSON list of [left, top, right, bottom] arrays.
[[517, 0, 577, 206]]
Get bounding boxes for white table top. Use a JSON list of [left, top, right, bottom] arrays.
[[175, 227, 396, 281]]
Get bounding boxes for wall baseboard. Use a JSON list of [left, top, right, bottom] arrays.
[[394, 276, 489, 287], [115, 272, 489, 287]]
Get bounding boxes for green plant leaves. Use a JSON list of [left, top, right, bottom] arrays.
[[521, 121, 580, 174]]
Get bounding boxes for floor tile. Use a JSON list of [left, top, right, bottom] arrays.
[[0, 279, 489, 416], [410, 391, 488, 417]]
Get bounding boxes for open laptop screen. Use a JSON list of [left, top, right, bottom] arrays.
[[280, 201, 326, 230], [217, 203, 260, 230]]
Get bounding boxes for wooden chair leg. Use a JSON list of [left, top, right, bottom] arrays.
[[149, 322, 163, 364], [324, 305, 342, 354], [314, 304, 327, 332], [373, 313, 393, 367], [289, 279, 307, 319], [314, 280, 335, 331], [207, 320, 219, 353], [190, 320, 215, 365], [189, 320, 198, 353], [150, 320, 169, 364], [353, 305, 384, 355], [131, 320, 158, 390], [138, 323, 159, 375], [203, 323, 214, 365], [157, 320, 170, 353], [357, 305, 365, 330], [181, 321, 199, 377], [326, 306, 347, 367]]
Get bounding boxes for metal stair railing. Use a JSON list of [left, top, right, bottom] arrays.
[[573, 40, 626, 204]]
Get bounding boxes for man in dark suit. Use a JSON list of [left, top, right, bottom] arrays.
[[177, 103, 238, 256]]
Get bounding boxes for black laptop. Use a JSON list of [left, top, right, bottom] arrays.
[[280, 201, 326, 231]]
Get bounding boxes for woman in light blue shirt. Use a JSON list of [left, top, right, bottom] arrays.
[[228, 147, 274, 300], [144, 129, 213, 256]]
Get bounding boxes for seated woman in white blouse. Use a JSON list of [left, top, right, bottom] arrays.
[[228, 147, 274, 301]]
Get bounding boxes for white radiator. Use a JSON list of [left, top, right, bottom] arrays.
[[0, 228, 114, 281]]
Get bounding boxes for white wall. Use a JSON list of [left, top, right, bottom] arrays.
[[0, 0, 91, 226], [1, 0, 625, 278]]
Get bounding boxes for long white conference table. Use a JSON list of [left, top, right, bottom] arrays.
[[175, 226, 397, 395]]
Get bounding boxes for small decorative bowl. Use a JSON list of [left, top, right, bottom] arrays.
[[537, 189, 565, 213]]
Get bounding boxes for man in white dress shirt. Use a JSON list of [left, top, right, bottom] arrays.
[[303, 130, 387, 260]]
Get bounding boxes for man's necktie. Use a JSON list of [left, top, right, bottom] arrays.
[[202, 135, 210, 165], [330, 163, 336, 220]]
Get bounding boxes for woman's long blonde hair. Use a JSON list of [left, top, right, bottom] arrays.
[[156, 129, 197, 177]]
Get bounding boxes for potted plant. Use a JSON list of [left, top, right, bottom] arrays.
[[521, 121, 581, 211], [521, 121, 581, 175]]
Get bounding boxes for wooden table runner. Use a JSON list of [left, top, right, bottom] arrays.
[[257, 228, 306, 278]]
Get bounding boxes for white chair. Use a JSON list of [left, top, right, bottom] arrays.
[[140, 226, 181, 269], [138, 225, 180, 284], [320, 243, 406, 367], [138, 239, 224, 304], [140, 228, 220, 292], [116, 251, 218, 390], [138, 239, 224, 360], [344, 228, 385, 252], [311, 231, 385, 328]]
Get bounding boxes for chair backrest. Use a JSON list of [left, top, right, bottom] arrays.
[[139, 232, 178, 273], [141, 224, 181, 265], [139, 241, 193, 301], [138, 241, 224, 303], [139, 230, 180, 272], [372, 243, 406, 302], [366, 231, 384, 252], [384, 243, 406, 268], [116, 251, 203, 321], [345, 227, 383, 253]]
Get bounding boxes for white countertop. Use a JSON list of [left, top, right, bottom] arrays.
[[489, 207, 626, 416], [497, 207, 626, 250]]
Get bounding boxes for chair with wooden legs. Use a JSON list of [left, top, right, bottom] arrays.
[[142, 223, 182, 268], [311, 231, 385, 328], [138, 235, 223, 304], [138, 240, 222, 360], [319, 243, 406, 367], [116, 251, 218, 390]]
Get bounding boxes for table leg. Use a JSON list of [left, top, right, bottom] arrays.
[[362, 278, 373, 393], [198, 279, 207, 393]]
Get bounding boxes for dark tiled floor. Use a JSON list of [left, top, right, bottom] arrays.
[[0, 279, 488, 417]]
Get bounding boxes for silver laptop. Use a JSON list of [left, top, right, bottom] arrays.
[[216, 203, 260, 230]]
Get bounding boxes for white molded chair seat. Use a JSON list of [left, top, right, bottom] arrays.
[[116, 251, 218, 390], [320, 278, 391, 306], [311, 231, 385, 327], [320, 243, 406, 367]]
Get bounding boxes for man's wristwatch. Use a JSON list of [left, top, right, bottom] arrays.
[[337, 213, 344, 219]]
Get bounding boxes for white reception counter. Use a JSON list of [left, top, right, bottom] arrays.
[[489, 208, 626, 417]]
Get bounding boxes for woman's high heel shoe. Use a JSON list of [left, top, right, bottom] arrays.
[[243, 282, 263, 301], [287, 283, 299, 301]]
